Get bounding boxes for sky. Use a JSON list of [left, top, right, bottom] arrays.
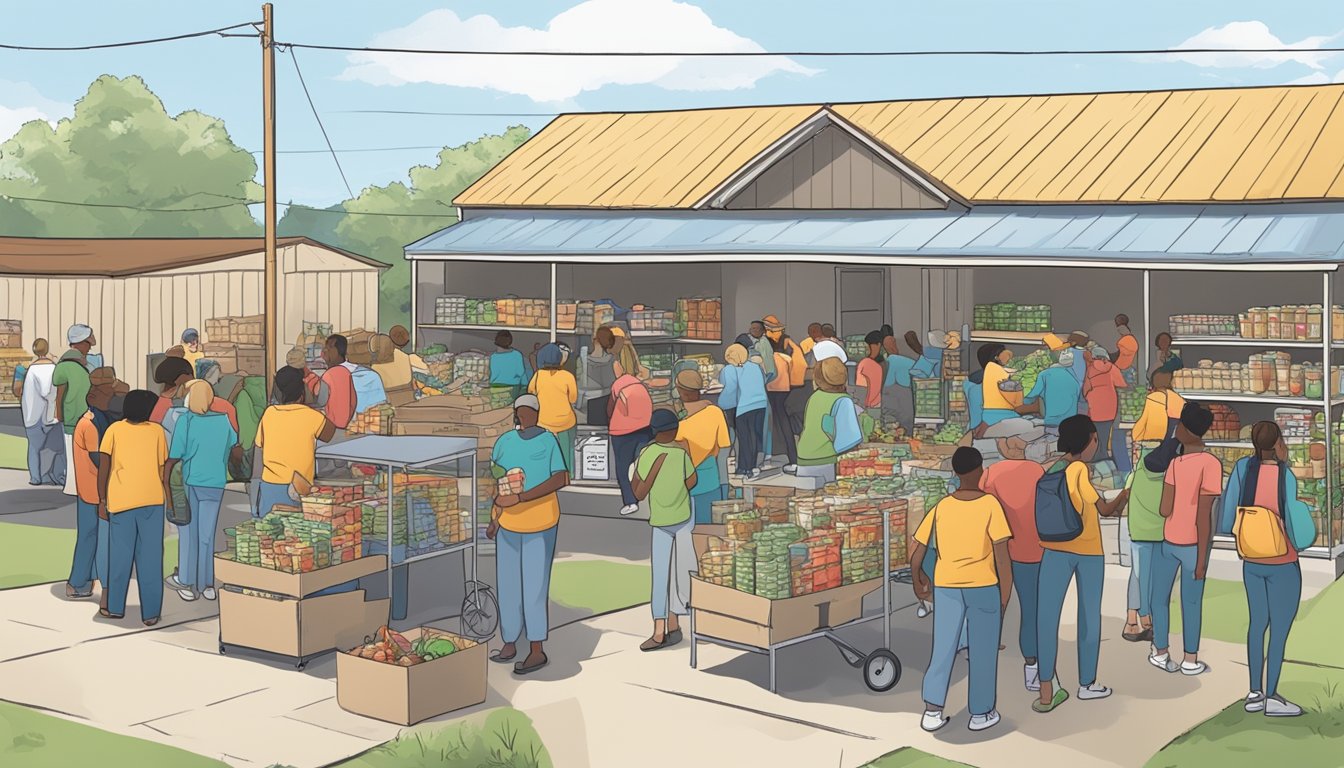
[[3, 0, 1344, 208]]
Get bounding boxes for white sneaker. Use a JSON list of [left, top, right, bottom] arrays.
[[619, 504, 640, 516], [1078, 683, 1112, 701], [749, 468, 762, 480], [202, 587, 217, 601], [1245, 691, 1266, 713], [968, 710, 1001, 732], [1180, 660, 1208, 676], [1265, 695, 1303, 717], [920, 710, 950, 732], [1149, 650, 1179, 673], [783, 464, 799, 475], [1024, 663, 1041, 692], [177, 588, 198, 602], [165, 572, 187, 591], [916, 601, 932, 619]]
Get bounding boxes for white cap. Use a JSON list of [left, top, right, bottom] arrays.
[[67, 324, 93, 344], [513, 394, 541, 411]]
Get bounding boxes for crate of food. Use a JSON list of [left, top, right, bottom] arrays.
[[338, 627, 487, 725]]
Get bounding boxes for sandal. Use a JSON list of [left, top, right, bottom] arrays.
[[640, 635, 677, 652], [99, 609, 124, 619], [513, 653, 549, 675], [1033, 688, 1069, 714], [143, 617, 160, 627], [489, 649, 518, 664]]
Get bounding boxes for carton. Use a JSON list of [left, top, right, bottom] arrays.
[[215, 553, 387, 597], [690, 575, 880, 647], [692, 524, 727, 563], [337, 627, 487, 725], [219, 587, 389, 659]]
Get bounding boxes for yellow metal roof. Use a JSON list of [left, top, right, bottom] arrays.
[[455, 84, 1344, 207]]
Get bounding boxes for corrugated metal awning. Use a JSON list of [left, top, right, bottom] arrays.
[[406, 204, 1344, 269]]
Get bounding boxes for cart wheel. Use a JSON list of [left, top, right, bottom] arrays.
[[295, 660, 307, 671], [218, 644, 227, 655], [863, 649, 901, 693], [461, 582, 499, 640]]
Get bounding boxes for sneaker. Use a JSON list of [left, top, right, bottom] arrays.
[[916, 601, 932, 619], [202, 587, 217, 601], [1078, 683, 1113, 701], [1265, 695, 1303, 717], [1180, 660, 1208, 676], [783, 464, 799, 475], [749, 468, 762, 480], [1149, 650, 1179, 673], [619, 504, 640, 516], [920, 710, 950, 732], [165, 571, 187, 591], [1033, 687, 1069, 713], [968, 710, 1001, 732], [1024, 664, 1041, 692], [1245, 691, 1266, 713], [177, 589, 198, 602]]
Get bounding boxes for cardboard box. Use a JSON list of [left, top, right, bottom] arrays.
[[692, 524, 727, 563], [215, 553, 387, 598], [219, 587, 390, 659], [337, 627, 487, 725], [235, 344, 266, 376], [398, 392, 497, 418], [690, 575, 880, 647]]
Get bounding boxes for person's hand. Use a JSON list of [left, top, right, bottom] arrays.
[[486, 520, 499, 540], [1194, 561, 1207, 581], [972, 423, 988, 440], [97, 502, 109, 521], [496, 494, 520, 508], [913, 574, 932, 602]]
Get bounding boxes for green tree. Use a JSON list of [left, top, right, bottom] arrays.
[[279, 126, 532, 330], [0, 75, 260, 237]]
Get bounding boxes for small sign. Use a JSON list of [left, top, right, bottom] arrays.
[[580, 437, 609, 481]]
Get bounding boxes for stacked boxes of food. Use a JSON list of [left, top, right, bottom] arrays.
[[1168, 314, 1239, 337], [300, 492, 364, 564], [495, 298, 552, 328], [699, 550, 734, 587], [789, 533, 842, 596], [435, 296, 467, 325], [629, 307, 676, 335], [724, 509, 764, 543], [348, 403, 396, 435], [204, 314, 268, 375], [1119, 385, 1148, 423], [973, 303, 1053, 332], [732, 542, 756, 594], [837, 443, 903, 477], [754, 524, 804, 599], [680, 298, 722, 341], [1206, 404, 1241, 441], [844, 335, 868, 360], [709, 498, 750, 524], [0, 320, 25, 404], [452, 352, 489, 383], [913, 379, 943, 420], [555, 301, 578, 331], [1276, 408, 1314, 440], [753, 486, 794, 524], [576, 301, 616, 335]]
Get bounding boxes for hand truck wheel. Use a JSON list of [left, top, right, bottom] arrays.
[[863, 649, 901, 692]]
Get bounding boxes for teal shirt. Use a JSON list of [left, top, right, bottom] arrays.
[[491, 428, 567, 495], [169, 411, 238, 489], [1025, 367, 1081, 427], [489, 349, 532, 387], [884, 355, 914, 388]]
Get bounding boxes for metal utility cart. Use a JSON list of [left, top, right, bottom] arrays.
[[314, 435, 499, 640], [689, 508, 901, 694]]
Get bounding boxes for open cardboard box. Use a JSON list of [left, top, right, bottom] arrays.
[[214, 553, 387, 598], [337, 627, 487, 725], [219, 587, 389, 659], [692, 524, 727, 564], [691, 576, 881, 648]]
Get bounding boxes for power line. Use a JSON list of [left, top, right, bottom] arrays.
[[0, 22, 258, 51], [251, 145, 451, 155], [2, 193, 253, 213], [286, 46, 354, 198], [332, 109, 561, 117], [2, 192, 463, 219], [280, 41, 1344, 57]]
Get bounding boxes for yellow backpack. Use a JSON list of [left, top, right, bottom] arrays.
[[1232, 458, 1289, 560]]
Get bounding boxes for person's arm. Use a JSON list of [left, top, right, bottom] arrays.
[[314, 379, 330, 408], [317, 417, 337, 443], [632, 452, 668, 502], [96, 452, 111, 520], [993, 540, 1014, 609], [1098, 487, 1130, 517], [1160, 480, 1176, 519], [683, 450, 697, 491], [54, 383, 66, 424], [910, 542, 931, 602], [1195, 493, 1215, 580]]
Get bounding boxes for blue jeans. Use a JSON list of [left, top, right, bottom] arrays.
[[922, 547, 969, 650], [179, 486, 224, 593], [612, 429, 651, 507], [255, 480, 291, 519], [1245, 561, 1301, 697], [651, 517, 695, 619], [1128, 540, 1159, 618], [25, 422, 65, 485], [1151, 542, 1205, 655], [1011, 561, 1040, 660], [106, 505, 165, 620], [922, 585, 1002, 715], [1037, 549, 1104, 687], [497, 525, 558, 643], [1112, 425, 1132, 475], [734, 409, 765, 475], [69, 499, 108, 593], [691, 456, 724, 524]]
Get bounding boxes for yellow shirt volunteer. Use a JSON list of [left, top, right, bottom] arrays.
[[528, 369, 578, 432], [913, 494, 1012, 588], [182, 348, 205, 373], [981, 361, 1013, 410], [255, 404, 328, 485], [1041, 461, 1104, 556], [677, 406, 731, 466], [98, 422, 168, 514], [1132, 390, 1186, 442]]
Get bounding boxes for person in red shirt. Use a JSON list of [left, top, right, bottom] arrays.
[[318, 334, 356, 431], [856, 331, 885, 422], [1082, 347, 1128, 465], [980, 419, 1049, 693]]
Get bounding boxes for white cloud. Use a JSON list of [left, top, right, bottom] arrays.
[[0, 80, 69, 141], [1167, 21, 1340, 70], [341, 0, 819, 102], [1286, 69, 1344, 85]]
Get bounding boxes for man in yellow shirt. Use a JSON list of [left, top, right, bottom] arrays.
[[1034, 415, 1130, 714], [253, 366, 336, 518], [96, 390, 169, 626], [911, 447, 1014, 734]]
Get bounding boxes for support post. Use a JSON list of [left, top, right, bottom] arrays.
[[550, 263, 558, 343], [1142, 270, 1151, 377], [1324, 271, 1334, 556], [261, 3, 278, 384]]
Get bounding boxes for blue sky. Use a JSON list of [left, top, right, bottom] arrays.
[[3, 0, 1343, 208]]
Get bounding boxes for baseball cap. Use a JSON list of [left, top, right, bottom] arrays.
[[67, 324, 93, 344], [181, 328, 199, 343], [650, 408, 680, 434], [675, 369, 704, 390], [513, 394, 541, 412]]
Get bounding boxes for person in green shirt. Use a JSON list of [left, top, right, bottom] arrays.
[[53, 324, 97, 497], [1121, 440, 1168, 643], [633, 408, 697, 652]]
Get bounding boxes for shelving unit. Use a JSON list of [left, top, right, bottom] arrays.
[[1179, 392, 1344, 408], [420, 324, 554, 333], [967, 330, 1059, 346], [629, 335, 722, 345], [1168, 335, 1341, 349]]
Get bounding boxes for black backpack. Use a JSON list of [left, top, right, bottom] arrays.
[[1035, 461, 1084, 542]]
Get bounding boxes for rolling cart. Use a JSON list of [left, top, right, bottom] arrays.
[[689, 508, 902, 694]]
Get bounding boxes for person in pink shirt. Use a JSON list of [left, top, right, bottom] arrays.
[[1082, 347, 1128, 466], [609, 373, 653, 516], [1151, 403, 1221, 676], [980, 419, 1048, 693], [318, 335, 356, 431], [856, 331, 885, 421]]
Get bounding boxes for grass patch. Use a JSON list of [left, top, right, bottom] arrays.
[[862, 746, 978, 768], [549, 559, 649, 615], [0, 699, 226, 768], [1162, 578, 1247, 644], [1146, 665, 1344, 768], [0, 433, 23, 470], [1159, 575, 1340, 665], [320, 708, 551, 768], [0, 521, 177, 590]]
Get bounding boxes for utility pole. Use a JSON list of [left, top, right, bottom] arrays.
[[261, 3, 278, 385]]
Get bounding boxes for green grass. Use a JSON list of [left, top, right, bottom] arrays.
[[862, 746, 978, 768], [1162, 576, 1340, 650], [0, 521, 177, 590], [548, 559, 649, 616], [318, 708, 551, 768], [0, 699, 226, 768], [0, 433, 24, 470]]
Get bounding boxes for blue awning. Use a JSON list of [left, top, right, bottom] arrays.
[[406, 204, 1344, 268]]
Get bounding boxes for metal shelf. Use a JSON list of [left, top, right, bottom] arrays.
[[1168, 335, 1342, 349], [1178, 391, 1344, 407], [968, 330, 1058, 345], [421, 324, 552, 333], [628, 335, 722, 345]]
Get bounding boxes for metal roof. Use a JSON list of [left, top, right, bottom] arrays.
[[406, 204, 1344, 269], [455, 84, 1344, 208], [0, 236, 386, 277]]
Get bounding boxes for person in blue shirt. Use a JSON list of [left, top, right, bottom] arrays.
[[1019, 349, 1082, 438], [164, 380, 239, 603], [907, 330, 948, 379], [880, 328, 916, 433], [1065, 332, 1092, 415], [723, 343, 767, 478], [489, 330, 533, 399]]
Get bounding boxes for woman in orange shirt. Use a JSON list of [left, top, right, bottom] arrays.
[[528, 344, 579, 473], [765, 335, 799, 472]]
